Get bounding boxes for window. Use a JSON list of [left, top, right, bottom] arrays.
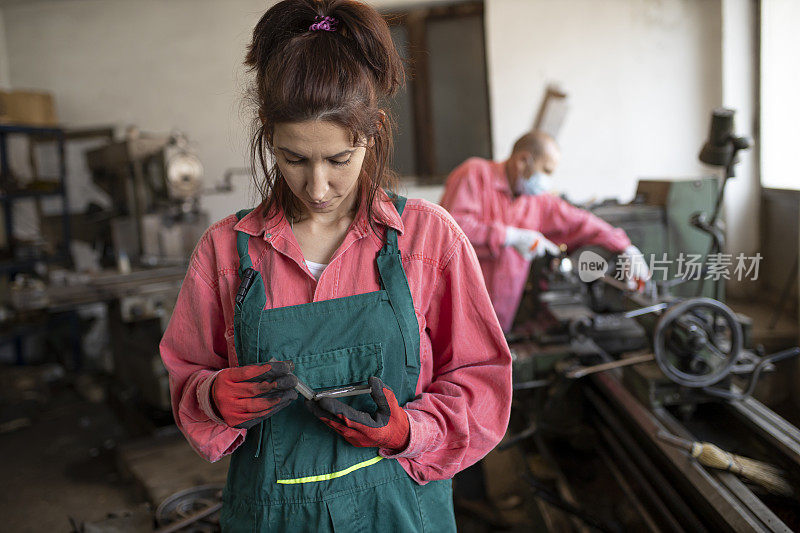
[[760, 0, 800, 190]]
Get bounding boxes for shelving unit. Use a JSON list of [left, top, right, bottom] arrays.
[[0, 123, 72, 274]]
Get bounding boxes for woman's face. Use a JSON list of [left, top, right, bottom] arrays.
[[272, 120, 367, 217]]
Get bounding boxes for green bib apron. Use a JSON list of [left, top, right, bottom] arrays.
[[220, 197, 457, 532]]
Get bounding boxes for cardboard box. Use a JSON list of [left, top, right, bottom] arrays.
[[0, 90, 58, 127]]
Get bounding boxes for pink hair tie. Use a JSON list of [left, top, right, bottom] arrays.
[[309, 15, 338, 32]]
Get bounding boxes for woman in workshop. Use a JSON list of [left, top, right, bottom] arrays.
[[159, 0, 512, 530]]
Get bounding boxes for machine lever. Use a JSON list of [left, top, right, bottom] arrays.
[[703, 347, 800, 401], [624, 303, 668, 318], [565, 353, 655, 379]]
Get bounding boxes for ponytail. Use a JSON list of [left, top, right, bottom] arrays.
[[245, 0, 404, 230]]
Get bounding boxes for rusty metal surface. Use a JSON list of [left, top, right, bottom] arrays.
[[585, 385, 704, 532], [591, 372, 792, 532], [725, 394, 800, 472]]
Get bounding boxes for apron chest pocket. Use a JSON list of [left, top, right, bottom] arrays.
[[292, 343, 384, 390], [270, 343, 385, 481]]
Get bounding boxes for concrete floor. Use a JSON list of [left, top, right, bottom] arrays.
[[0, 384, 521, 532], [0, 388, 144, 532]]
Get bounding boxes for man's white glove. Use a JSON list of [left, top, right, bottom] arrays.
[[618, 245, 651, 285], [504, 226, 561, 261]]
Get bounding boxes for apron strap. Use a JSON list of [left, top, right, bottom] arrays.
[[233, 208, 267, 457], [382, 194, 406, 252], [235, 208, 255, 274], [377, 195, 421, 386], [233, 208, 259, 306]]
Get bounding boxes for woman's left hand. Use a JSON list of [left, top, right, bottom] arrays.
[[305, 376, 410, 451]]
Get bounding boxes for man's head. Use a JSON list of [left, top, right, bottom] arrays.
[[506, 130, 560, 194]]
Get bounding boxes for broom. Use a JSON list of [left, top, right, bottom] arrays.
[[657, 431, 794, 497]]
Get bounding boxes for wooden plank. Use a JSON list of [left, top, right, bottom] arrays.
[[118, 432, 229, 506]]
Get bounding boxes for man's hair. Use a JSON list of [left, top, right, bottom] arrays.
[[511, 130, 557, 159]]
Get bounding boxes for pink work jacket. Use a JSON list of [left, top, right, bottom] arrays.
[[440, 158, 631, 331], [159, 192, 512, 484]]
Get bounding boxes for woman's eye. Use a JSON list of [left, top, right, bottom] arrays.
[[284, 158, 304, 165], [330, 158, 351, 167]]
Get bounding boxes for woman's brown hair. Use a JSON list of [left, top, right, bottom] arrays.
[[245, 0, 404, 231]]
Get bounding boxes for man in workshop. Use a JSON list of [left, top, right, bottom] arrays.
[[440, 130, 650, 332]]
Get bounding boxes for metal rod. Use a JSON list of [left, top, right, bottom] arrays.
[[57, 130, 72, 268], [313, 384, 372, 399], [696, 173, 732, 299], [512, 379, 552, 391], [656, 431, 693, 452], [624, 303, 668, 318], [566, 353, 654, 379], [293, 378, 372, 401]]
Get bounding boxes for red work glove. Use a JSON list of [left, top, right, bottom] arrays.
[[305, 376, 410, 451], [211, 361, 298, 429]]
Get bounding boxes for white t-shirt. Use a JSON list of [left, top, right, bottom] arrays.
[[305, 260, 328, 280]]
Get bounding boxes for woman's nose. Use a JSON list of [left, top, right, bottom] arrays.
[[306, 165, 329, 201]]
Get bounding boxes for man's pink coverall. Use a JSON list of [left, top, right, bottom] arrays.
[[440, 158, 631, 331]]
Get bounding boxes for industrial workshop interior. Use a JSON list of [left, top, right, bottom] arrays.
[[1, 0, 799, 531]]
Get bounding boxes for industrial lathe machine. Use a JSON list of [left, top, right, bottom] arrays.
[[503, 183, 800, 532]]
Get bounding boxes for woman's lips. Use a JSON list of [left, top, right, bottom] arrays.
[[309, 199, 332, 210]]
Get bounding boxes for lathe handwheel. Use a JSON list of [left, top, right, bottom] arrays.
[[653, 298, 743, 388]]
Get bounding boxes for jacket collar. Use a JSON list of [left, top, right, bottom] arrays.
[[232, 189, 405, 243], [359, 188, 405, 236]]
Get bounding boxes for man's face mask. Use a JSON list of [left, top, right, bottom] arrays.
[[515, 171, 553, 196]]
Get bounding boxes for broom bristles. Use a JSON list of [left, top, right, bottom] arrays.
[[692, 442, 794, 497]]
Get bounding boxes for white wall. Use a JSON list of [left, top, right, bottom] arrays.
[[761, 0, 800, 191], [721, 0, 760, 293], [1, 0, 444, 223], [3, 0, 738, 229], [485, 0, 723, 204], [3, 0, 261, 222]]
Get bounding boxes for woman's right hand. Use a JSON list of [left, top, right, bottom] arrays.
[[211, 361, 298, 429]]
